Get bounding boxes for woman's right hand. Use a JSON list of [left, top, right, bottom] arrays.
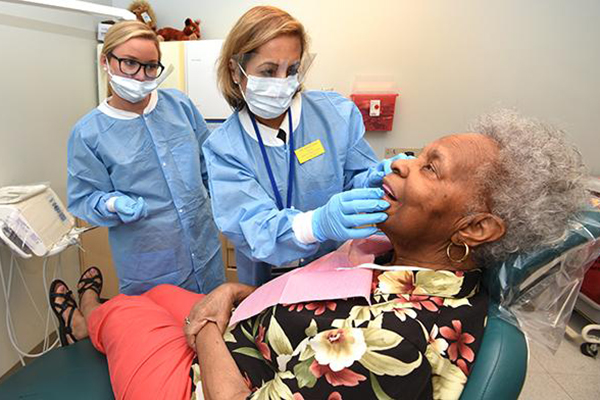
[[184, 283, 255, 350], [111, 196, 148, 223], [364, 153, 416, 188]]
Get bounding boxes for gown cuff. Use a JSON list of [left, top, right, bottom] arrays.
[[105, 196, 119, 213], [292, 211, 318, 244]]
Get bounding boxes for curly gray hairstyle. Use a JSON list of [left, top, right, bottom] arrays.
[[469, 110, 588, 264]]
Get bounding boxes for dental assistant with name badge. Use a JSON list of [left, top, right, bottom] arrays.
[[204, 6, 400, 286], [67, 21, 224, 295]]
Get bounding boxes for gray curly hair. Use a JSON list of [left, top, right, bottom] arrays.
[[469, 110, 588, 264]]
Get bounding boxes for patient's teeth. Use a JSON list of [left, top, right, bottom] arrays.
[[382, 183, 396, 201]]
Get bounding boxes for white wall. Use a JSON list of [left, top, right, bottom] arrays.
[[115, 0, 600, 175], [0, 0, 110, 378]]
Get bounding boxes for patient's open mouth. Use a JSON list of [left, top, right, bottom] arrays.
[[382, 183, 397, 201]]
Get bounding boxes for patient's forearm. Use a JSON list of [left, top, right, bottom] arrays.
[[231, 283, 256, 306], [196, 322, 250, 400]]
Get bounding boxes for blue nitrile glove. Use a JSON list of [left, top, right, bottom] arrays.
[[312, 188, 390, 242], [364, 153, 416, 188], [114, 196, 148, 224]]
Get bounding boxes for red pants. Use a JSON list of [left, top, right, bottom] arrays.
[[87, 284, 204, 400]]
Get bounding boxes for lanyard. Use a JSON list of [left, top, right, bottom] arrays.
[[249, 109, 295, 211]]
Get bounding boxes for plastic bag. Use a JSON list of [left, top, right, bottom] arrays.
[[485, 208, 600, 353]]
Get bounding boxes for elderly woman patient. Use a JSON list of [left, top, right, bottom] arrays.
[[50, 111, 587, 400]]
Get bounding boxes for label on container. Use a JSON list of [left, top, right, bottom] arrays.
[[369, 99, 381, 117]]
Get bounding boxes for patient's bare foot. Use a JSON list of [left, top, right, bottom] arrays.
[[77, 268, 102, 318], [54, 283, 88, 342]]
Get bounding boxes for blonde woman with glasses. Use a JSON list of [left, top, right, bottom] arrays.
[[64, 21, 224, 302]]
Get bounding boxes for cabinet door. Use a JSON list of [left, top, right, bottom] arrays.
[[220, 234, 238, 283], [184, 40, 232, 120]]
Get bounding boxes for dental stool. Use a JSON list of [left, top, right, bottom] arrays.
[[2, 210, 599, 400]]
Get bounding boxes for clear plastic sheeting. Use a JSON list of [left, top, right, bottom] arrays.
[[485, 208, 600, 353]]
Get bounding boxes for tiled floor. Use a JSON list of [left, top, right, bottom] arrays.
[[520, 312, 600, 399]]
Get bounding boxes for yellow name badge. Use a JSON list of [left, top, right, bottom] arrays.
[[295, 139, 325, 164]]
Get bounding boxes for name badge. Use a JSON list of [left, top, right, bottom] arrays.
[[295, 139, 325, 164]]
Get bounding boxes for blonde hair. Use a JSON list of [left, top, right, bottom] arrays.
[[101, 20, 161, 96], [217, 6, 309, 109]]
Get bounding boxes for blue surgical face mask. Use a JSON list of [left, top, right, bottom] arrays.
[[238, 64, 300, 119]]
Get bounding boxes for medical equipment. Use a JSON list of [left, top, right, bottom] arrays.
[[575, 262, 600, 357], [350, 79, 399, 132], [572, 178, 600, 358], [350, 93, 399, 131], [0, 184, 90, 367], [0, 183, 76, 258]]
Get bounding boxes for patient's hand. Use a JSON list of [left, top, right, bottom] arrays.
[[184, 283, 255, 349]]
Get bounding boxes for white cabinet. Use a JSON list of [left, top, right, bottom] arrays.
[[185, 40, 232, 121]]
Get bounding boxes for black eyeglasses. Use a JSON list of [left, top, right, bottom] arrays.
[[108, 53, 165, 79]]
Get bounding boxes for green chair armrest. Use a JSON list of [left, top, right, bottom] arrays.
[[460, 313, 528, 400]]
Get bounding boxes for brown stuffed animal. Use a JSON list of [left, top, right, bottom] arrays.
[[128, 0, 157, 31], [157, 18, 201, 42]]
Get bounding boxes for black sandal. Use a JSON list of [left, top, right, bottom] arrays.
[[49, 279, 79, 346], [77, 266, 103, 302]]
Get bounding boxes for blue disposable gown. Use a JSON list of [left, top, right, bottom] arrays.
[[203, 91, 378, 285], [68, 89, 224, 295]]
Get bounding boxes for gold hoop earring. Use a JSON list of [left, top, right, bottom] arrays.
[[446, 242, 470, 263]]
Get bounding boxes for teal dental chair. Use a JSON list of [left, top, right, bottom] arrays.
[[2, 209, 599, 400]]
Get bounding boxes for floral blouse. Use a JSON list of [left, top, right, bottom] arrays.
[[191, 265, 487, 400]]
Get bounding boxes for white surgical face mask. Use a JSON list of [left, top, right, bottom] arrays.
[[106, 65, 171, 104], [238, 64, 300, 119]]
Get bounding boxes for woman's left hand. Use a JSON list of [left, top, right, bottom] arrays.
[[184, 283, 255, 350]]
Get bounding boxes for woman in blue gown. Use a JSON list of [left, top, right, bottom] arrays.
[[204, 6, 395, 286], [67, 21, 224, 295]]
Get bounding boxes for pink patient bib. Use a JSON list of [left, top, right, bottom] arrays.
[[229, 235, 393, 326]]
